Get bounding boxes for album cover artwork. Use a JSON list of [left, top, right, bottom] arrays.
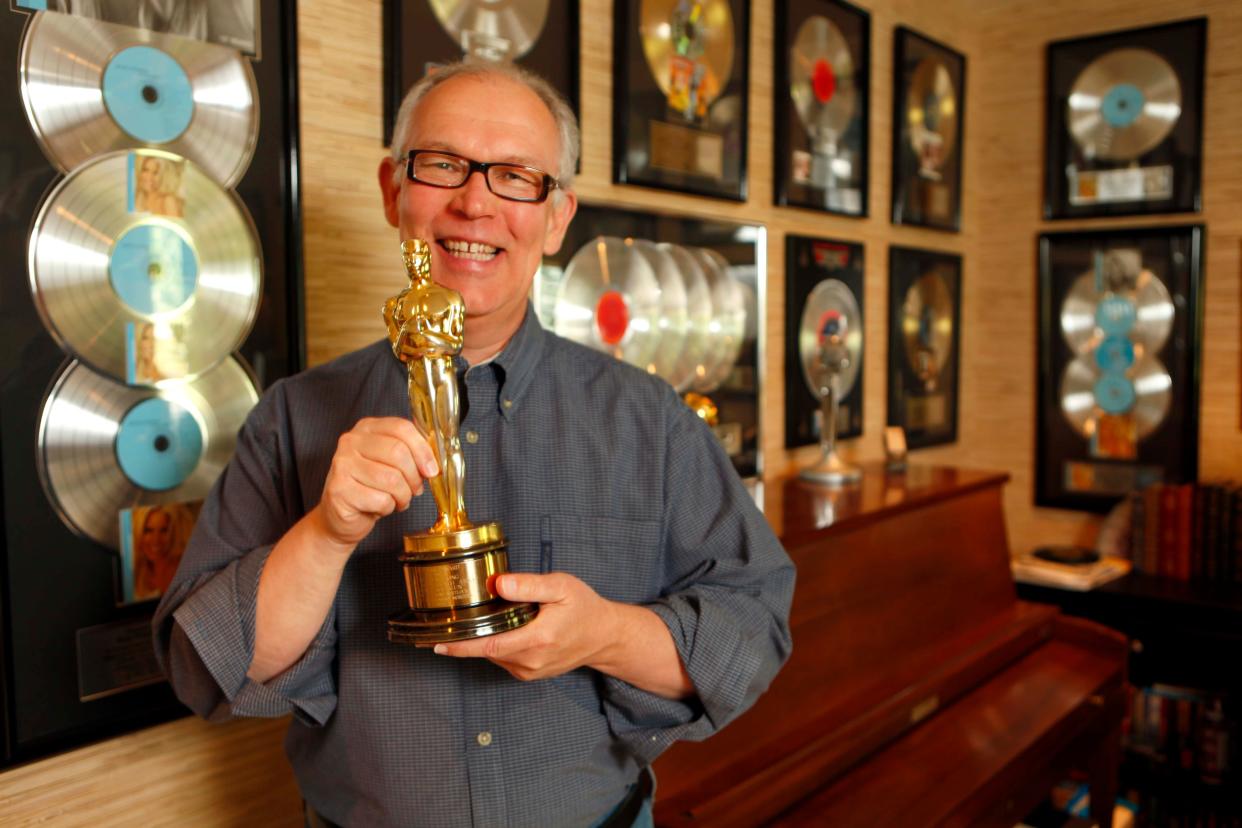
[[774, 0, 869, 216], [613, 0, 752, 200], [890, 27, 965, 231], [1044, 18, 1206, 220], [1037, 226, 1203, 511]]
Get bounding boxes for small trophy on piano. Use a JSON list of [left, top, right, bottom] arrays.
[[799, 280, 862, 486], [382, 239, 537, 646]]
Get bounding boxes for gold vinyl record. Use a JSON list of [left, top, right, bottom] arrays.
[[630, 239, 689, 381], [905, 57, 957, 173], [20, 11, 259, 188], [429, 0, 550, 61], [640, 0, 734, 117], [799, 278, 862, 401], [689, 247, 745, 394], [1067, 48, 1181, 162], [28, 149, 262, 385], [1059, 250, 1174, 358], [1059, 353, 1171, 440], [554, 236, 664, 371], [660, 242, 714, 392], [790, 15, 855, 140], [37, 356, 259, 550], [901, 271, 954, 390]]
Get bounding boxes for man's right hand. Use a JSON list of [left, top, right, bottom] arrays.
[[313, 417, 440, 550]]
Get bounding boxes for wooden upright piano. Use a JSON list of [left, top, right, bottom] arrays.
[[653, 465, 1128, 828]]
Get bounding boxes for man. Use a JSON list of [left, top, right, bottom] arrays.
[[154, 62, 794, 828]]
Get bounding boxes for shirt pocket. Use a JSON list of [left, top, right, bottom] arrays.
[[540, 513, 663, 605]]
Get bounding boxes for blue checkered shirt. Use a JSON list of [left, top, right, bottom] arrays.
[[154, 306, 795, 827]]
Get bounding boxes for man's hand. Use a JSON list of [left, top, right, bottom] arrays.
[[313, 416, 440, 549], [434, 573, 695, 700]]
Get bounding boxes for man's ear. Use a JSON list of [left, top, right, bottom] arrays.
[[542, 189, 578, 256], [378, 156, 401, 228]]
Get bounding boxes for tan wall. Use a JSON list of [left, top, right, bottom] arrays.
[[4, 0, 1239, 822]]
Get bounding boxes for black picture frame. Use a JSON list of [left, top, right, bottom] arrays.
[[890, 26, 965, 231], [613, 0, 751, 201], [533, 205, 764, 478], [0, 1, 304, 765], [382, 1, 580, 148], [886, 246, 961, 449], [1044, 18, 1206, 221], [773, 0, 870, 217], [784, 235, 864, 449], [1036, 226, 1204, 512]]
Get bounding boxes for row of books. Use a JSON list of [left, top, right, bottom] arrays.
[[1125, 684, 1234, 786], [1127, 483, 1241, 583]]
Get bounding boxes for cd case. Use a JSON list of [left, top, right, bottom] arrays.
[[773, 0, 870, 217], [1036, 226, 1204, 512], [784, 234, 864, 448], [613, 0, 752, 201], [890, 26, 965, 232], [886, 246, 961, 449], [1044, 18, 1206, 220], [381, 0, 579, 148]]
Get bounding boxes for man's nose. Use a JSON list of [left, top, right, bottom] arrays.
[[451, 169, 497, 217]]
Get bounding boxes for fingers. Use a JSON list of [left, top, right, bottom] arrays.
[[493, 572, 568, 605]]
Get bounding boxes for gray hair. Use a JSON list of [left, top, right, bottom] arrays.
[[389, 61, 579, 193]]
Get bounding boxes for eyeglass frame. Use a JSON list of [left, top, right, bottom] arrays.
[[403, 149, 561, 204]]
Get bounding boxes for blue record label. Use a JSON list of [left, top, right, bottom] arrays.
[[1100, 84, 1145, 129], [1095, 295, 1136, 338], [1093, 374, 1137, 415], [115, 398, 203, 491], [1095, 335, 1136, 373], [102, 46, 194, 144], [109, 223, 199, 315]]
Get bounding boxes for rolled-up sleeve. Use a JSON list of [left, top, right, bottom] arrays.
[[152, 382, 340, 726], [603, 398, 795, 763]]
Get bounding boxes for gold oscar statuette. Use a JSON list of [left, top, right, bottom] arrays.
[[383, 239, 537, 646]]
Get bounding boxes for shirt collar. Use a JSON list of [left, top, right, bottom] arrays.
[[468, 302, 546, 419]]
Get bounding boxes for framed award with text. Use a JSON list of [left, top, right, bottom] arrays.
[[785, 235, 864, 448], [774, 0, 870, 216], [1036, 226, 1203, 512], [613, 0, 751, 201], [1044, 18, 1205, 221], [382, 1, 580, 147], [890, 26, 964, 231], [887, 246, 960, 449]]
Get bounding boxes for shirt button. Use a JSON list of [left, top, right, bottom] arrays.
[[477, 731, 492, 747], [502, 399, 513, 409], [465, 430, 479, 444]]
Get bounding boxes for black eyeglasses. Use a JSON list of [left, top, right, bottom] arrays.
[[404, 149, 560, 203]]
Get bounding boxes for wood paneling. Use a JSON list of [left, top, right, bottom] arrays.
[[3, 0, 1238, 821]]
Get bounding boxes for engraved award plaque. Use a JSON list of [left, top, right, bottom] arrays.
[[383, 239, 536, 646]]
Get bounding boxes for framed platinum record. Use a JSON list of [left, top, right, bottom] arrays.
[[1044, 18, 1205, 220], [1037, 226, 1203, 512], [533, 205, 764, 479], [774, 0, 870, 216]]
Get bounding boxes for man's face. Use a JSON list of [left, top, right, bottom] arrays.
[[379, 74, 577, 343]]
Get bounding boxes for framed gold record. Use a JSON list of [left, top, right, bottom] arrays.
[[774, 0, 870, 216], [1037, 226, 1204, 512], [613, 0, 751, 200], [890, 27, 965, 231], [1045, 18, 1205, 220], [887, 246, 960, 449]]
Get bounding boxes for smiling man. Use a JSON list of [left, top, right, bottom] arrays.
[[154, 63, 794, 828]]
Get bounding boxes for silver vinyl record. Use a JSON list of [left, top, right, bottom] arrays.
[[901, 271, 954, 390], [554, 236, 663, 370], [689, 247, 746, 394], [1059, 353, 1171, 440], [1060, 249, 1174, 357], [37, 356, 259, 550], [20, 11, 259, 188], [29, 149, 262, 384], [630, 239, 688, 380], [430, 0, 549, 60], [660, 243, 713, 392], [1067, 48, 1181, 162], [799, 279, 862, 401], [790, 15, 855, 141]]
